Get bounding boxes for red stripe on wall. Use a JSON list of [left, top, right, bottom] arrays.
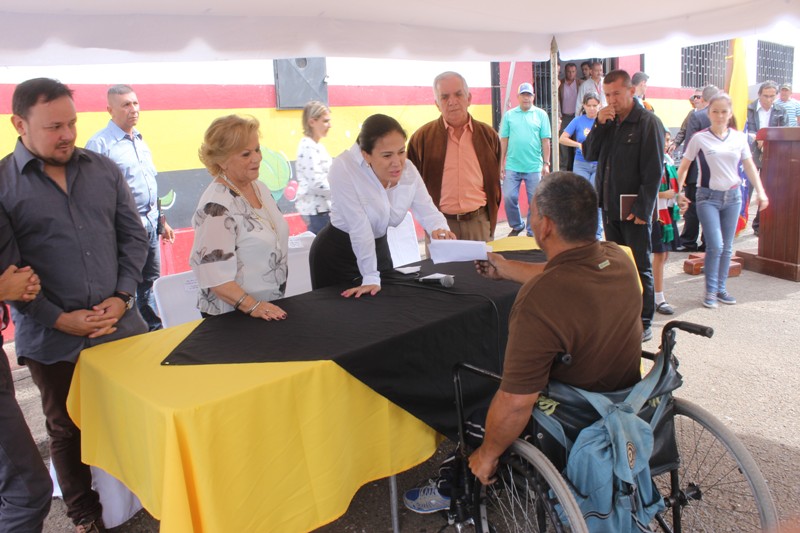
[[0, 84, 276, 114], [0, 83, 491, 114]]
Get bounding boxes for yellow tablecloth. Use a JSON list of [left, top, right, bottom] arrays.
[[67, 323, 440, 532]]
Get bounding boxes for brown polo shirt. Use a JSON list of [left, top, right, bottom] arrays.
[[501, 241, 642, 395]]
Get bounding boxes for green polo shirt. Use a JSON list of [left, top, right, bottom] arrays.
[[500, 105, 551, 173]]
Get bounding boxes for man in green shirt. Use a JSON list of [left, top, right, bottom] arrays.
[[500, 82, 551, 237]]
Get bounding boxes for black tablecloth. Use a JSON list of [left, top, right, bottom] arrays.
[[163, 250, 546, 438]]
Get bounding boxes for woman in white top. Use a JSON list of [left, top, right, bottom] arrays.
[[677, 93, 769, 309], [310, 114, 456, 298], [190, 115, 290, 320], [295, 101, 333, 234]]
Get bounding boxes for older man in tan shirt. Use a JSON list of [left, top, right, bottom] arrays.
[[408, 72, 501, 241]]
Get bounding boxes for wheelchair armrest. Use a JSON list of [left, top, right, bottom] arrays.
[[453, 361, 502, 385]]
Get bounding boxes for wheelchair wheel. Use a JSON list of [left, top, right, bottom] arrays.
[[652, 398, 779, 532], [475, 438, 587, 533]]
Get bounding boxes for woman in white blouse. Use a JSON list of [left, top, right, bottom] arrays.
[[295, 101, 333, 234], [190, 115, 290, 320], [309, 114, 455, 298]]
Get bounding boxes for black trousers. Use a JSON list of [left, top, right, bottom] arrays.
[[679, 183, 703, 249], [309, 224, 393, 290], [603, 215, 655, 329]]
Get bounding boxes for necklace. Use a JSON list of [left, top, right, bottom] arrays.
[[219, 174, 278, 233]]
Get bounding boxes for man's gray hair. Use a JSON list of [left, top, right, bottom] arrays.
[[432, 71, 470, 104], [108, 84, 134, 97], [701, 85, 719, 102], [631, 72, 649, 86]]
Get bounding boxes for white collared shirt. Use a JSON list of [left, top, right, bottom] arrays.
[[329, 144, 448, 285], [757, 104, 772, 130]]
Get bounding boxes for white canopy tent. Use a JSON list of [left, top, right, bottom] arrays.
[[1, 0, 798, 65]]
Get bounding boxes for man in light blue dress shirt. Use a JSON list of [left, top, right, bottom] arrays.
[[86, 85, 174, 331]]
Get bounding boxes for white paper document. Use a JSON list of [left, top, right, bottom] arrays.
[[429, 239, 491, 264]]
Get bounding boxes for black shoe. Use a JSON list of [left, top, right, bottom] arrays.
[[656, 302, 675, 315], [508, 227, 525, 237], [641, 327, 653, 343]]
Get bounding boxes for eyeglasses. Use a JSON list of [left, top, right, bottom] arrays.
[[690, 95, 701, 100]]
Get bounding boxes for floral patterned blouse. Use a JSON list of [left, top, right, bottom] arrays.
[[190, 180, 289, 315], [294, 136, 332, 216]]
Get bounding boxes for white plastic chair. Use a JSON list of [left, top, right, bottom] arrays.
[[153, 271, 202, 328], [285, 231, 316, 297], [387, 212, 422, 267]]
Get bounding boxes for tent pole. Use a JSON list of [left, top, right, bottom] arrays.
[[503, 61, 516, 114], [550, 37, 559, 171]]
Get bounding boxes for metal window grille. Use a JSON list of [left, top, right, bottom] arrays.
[[756, 41, 794, 85], [532, 61, 552, 115], [681, 41, 727, 89]]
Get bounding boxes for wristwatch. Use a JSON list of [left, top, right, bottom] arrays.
[[113, 291, 134, 311]]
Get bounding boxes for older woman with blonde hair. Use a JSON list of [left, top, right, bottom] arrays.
[[295, 101, 333, 234], [190, 114, 289, 320]]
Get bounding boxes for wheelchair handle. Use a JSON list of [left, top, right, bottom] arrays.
[[663, 320, 714, 339]]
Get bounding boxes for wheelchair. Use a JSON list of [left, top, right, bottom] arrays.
[[446, 320, 779, 532]]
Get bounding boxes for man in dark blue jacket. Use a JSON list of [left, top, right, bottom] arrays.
[[583, 70, 665, 343]]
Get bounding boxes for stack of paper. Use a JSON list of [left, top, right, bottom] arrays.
[[429, 240, 491, 264]]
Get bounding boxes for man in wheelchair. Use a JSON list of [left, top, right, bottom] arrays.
[[405, 171, 644, 512], [404, 174, 778, 531]]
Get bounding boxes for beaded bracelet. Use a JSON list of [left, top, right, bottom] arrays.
[[246, 300, 262, 314], [234, 293, 248, 311]]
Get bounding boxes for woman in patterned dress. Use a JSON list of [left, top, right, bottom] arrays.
[[190, 114, 289, 320]]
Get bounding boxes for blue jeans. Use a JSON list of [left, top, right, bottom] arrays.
[[695, 187, 741, 296], [572, 160, 603, 239], [503, 170, 541, 235], [138, 218, 162, 331]]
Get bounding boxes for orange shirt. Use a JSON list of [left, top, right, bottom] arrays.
[[439, 117, 487, 215]]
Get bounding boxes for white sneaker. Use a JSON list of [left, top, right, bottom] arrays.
[[403, 479, 450, 514]]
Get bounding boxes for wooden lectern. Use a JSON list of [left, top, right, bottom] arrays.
[[738, 127, 800, 281]]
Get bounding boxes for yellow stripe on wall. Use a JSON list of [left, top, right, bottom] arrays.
[[1, 100, 691, 173]]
